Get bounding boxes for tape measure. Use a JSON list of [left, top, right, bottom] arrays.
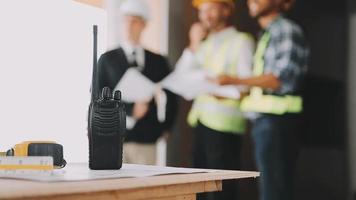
[[0, 156, 54, 170], [1, 141, 66, 169]]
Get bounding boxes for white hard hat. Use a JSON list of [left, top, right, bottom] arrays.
[[120, 0, 150, 21]]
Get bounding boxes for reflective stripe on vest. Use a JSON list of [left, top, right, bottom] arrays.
[[240, 32, 302, 115], [187, 31, 249, 134]]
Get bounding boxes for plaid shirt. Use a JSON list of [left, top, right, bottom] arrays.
[[262, 16, 309, 95]]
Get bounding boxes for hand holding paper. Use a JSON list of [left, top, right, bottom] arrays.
[[160, 68, 241, 100]]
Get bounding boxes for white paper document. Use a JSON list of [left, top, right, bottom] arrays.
[[115, 68, 156, 102], [115, 67, 241, 102], [0, 163, 215, 182], [160, 69, 241, 100]]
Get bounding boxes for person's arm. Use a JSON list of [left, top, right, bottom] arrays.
[[160, 89, 178, 131], [157, 58, 178, 131], [216, 74, 281, 90], [188, 22, 208, 53], [217, 27, 307, 93], [174, 22, 207, 73], [130, 101, 150, 119], [214, 34, 279, 90]]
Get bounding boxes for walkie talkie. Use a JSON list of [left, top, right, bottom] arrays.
[[88, 25, 126, 170]]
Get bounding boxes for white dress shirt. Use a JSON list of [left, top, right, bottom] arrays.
[[121, 42, 145, 71]]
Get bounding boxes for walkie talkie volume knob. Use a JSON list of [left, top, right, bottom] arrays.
[[102, 87, 112, 99]]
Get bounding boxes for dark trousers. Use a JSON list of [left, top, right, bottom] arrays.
[[252, 114, 300, 200], [193, 122, 243, 200]]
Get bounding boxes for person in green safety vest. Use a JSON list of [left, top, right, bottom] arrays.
[[215, 0, 309, 200], [175, 0, 255, 200]]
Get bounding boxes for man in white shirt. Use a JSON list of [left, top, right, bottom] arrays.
[[97, 0, 177, 165]]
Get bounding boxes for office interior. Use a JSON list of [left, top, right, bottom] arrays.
[[0, 0, 356, 199]]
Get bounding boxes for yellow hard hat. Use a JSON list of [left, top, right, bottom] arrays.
[[192, 0, 235, 8]]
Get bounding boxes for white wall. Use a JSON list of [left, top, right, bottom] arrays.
[[105, 0, 123, 50], [0, 0, 107, 162]]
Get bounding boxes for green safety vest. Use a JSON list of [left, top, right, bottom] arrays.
[[187, 31, 251, 134], [240, 32, 303, 115]]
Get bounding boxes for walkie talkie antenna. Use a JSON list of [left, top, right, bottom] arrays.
[[91, 25, 99, 101]]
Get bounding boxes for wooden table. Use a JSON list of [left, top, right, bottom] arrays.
[[0, 165, 259, 200]]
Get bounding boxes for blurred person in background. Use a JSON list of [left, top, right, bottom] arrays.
[[216, 0, 309, 199], [96, 0, 177, 165], [175, 0, 255, 199]]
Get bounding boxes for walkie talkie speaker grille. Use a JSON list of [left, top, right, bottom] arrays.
[[88, 25, 126, 170], [88, 95, 125, 169]]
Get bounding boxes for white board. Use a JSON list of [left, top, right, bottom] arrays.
[[0, 0, 107, 162]]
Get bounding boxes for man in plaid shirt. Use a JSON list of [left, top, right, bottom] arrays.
[[216, 0, 309, 199], [262, 16, 308, 96]]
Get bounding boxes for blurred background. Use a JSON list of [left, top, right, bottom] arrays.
[[0, 0, 356, 199]]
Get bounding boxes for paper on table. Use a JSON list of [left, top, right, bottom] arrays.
[[115, 68, 156, 102], [0, 163, 216, 182], [160, 69, 240, 100]]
